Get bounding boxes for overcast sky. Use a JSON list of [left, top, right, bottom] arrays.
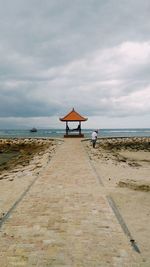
[[0, 0, 150, 129]]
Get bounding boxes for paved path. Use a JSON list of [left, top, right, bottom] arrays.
[[0, 139, 139, 266]]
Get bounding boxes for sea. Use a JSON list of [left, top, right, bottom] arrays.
[[0, 128, 150, 139]]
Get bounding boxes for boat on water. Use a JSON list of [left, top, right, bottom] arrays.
[[30, 128, 37, 133]]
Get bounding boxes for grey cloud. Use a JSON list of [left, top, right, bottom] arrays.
[[0, 0, 150, 127], [1, 0, 150, 65]]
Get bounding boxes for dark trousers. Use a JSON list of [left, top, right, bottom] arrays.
[[92, 139, 96, 148]]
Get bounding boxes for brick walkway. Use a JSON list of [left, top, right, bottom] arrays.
[[0, 139, 140, 266]]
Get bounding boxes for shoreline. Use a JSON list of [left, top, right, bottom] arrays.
[[85, 136, 150, 189], [0, 138, 63, 181], [1, 136, 149, 185], [0, 128, 150, 140]]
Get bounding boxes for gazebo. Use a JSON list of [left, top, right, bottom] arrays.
[[59, 108, 88, 137]]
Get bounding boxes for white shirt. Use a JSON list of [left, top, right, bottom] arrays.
[[91, 131, 97, 140]]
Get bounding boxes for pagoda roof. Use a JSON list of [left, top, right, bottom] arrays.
[[59, 108, 88, 122]]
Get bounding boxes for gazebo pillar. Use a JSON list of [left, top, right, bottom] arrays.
[[79, 121, 81, 135], [66, 121, 69, 135]]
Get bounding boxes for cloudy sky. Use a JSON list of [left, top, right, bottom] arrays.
[[0, 0, 150, 129]]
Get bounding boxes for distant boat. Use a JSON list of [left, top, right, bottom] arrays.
[[30, 128, 37, 132]]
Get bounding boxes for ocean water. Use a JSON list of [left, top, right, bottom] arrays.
[[0, 128, 150, 139]]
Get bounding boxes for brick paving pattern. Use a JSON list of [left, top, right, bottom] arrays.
[[0, 139, 140, 266]]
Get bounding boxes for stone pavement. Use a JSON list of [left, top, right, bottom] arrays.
[[0, 139, 140, 266]]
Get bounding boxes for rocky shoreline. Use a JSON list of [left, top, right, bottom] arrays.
[[96, 136, 150, 150], [86, 136, 150, 191], [0, 138, 63, 182]]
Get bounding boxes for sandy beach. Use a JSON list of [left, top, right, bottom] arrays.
[[0, 138, 62, 221], [84, 137, 150, 264], [0, 137, 150, 266]]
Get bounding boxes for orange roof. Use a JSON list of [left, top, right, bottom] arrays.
[[59, 108, 88, 121]]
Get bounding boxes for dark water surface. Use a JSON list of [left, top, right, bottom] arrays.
[[0, 151, 19, 167], [0, 128, 150, 139]]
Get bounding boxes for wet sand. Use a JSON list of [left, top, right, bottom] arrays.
[[85, 137, 150, 264]]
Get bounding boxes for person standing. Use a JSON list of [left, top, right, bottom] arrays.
[[91, 130, 98, 148]]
